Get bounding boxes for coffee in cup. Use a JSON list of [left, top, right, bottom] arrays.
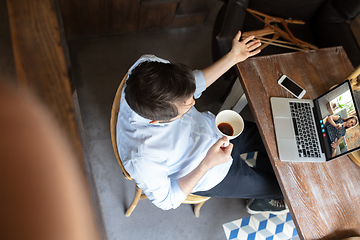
[[215, 110, 244, 147]]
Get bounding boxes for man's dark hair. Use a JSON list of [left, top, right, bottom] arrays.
[[125, 61, 196, 121]]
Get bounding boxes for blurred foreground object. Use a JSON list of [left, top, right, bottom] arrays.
[[0, 81, 100, 240]]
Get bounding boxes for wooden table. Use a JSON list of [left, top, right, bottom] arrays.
[[236, 47, 360, 240]]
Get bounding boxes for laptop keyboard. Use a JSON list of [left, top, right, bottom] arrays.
[[289, 102, 321, 158]]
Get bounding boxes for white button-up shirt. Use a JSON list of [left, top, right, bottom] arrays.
[[116, 55, 232, 210]]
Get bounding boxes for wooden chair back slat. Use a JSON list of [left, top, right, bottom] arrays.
[[110, 73, 132, 180]]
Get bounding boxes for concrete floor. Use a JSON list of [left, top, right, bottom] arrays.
[[69, 1, 251, 239]]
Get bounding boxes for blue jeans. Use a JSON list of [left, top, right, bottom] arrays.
[[193, 121, 283, 199]]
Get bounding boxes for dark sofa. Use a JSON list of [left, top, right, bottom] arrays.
[[212, 0, 360, 68]]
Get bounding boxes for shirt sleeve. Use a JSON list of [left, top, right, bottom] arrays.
[[193, 70, 206, 99], [123, 157, 187, 210]]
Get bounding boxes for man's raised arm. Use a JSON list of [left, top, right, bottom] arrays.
[[202, 31, 261, 88]]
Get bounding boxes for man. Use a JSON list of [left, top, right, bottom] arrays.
[[117, 31, 287, 214]]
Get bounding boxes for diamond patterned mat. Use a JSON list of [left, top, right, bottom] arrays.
[[223, 212, 299, 240], [241, 152, 257, 167]]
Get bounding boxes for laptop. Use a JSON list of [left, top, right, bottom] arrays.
[[271, 80, 360, 162]]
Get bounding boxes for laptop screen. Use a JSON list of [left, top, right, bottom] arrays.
[[313, 80, 360, 160]]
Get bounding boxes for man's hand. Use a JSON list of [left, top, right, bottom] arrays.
[[230, 31, 262, 63], [202, 137, 233, 169], [177, 137, 233, 196], [202, 31, 261, 88]]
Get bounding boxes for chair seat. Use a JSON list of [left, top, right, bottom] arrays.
[[183, 194, 211, 204]]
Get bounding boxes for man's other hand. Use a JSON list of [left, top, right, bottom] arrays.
[[202, 137, 233, 169]]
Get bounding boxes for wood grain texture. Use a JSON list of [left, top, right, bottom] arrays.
[[237, 47, 360, 240], [7, 0, 84, 170], [100, 0, 139, 36], [58, 0, 208, 39], [58, 0, 101, 38], [0, 0, 16, 84], [138, 1, 179, 31], [7, 1, 107, 238]]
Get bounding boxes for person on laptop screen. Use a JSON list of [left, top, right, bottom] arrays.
[[324, 115, 358, 156], [318, 87, 360, 158]]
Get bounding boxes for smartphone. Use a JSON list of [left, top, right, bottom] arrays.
[[278, 75, 306, 99]]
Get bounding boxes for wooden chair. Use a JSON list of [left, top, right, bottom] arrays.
[[110, 73, 210, 217], [242, 9, 318, 52]]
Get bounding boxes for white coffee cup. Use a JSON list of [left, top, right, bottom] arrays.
[[215, 110, 244, 147]]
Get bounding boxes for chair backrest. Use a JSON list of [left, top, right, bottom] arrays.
[[110, 73, 132, 180]]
